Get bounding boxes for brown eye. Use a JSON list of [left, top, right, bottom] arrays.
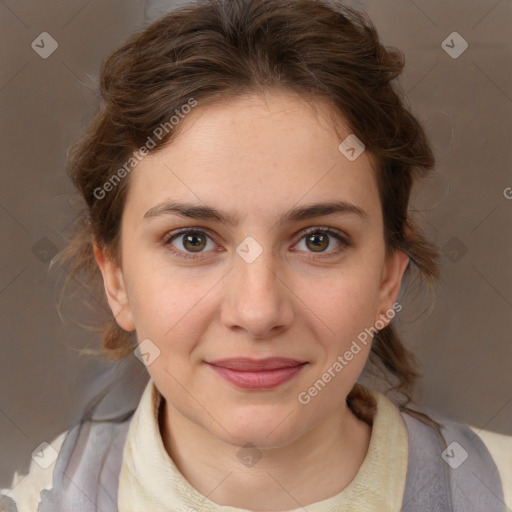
[[305, 232, 329, 252], [164, 229, 216, 259], [182, 232, 207, 252], [294, 227, 352, 259]]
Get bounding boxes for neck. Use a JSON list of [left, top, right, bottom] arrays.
[[159, 398, 372, 511]]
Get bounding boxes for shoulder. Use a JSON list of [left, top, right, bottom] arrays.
[[467, 425, 512, 512], [0, 430, 68, 512], [0, 411, 135, 512], [438, 417, 508, 509], [401, 409, 511, 511], [1, 362, 146, 512]]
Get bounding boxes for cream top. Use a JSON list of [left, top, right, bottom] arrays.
[[117, 379, 408, 511], [3, 380, 511, 511]]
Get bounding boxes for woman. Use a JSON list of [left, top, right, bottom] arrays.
[[1, 0, 510, 510]]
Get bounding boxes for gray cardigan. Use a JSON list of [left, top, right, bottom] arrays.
[[1, 396, 506, 512]]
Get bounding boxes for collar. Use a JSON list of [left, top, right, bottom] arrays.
[[118, 379, 408, 511]]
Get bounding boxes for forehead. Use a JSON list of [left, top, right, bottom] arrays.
[[123, 91, 380, 224]]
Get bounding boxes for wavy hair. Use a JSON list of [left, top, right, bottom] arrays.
[[54, 0, 443, 438]]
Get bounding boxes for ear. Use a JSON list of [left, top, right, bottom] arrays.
[[93, 241, 135, 332], [375, 249, 410, 327]]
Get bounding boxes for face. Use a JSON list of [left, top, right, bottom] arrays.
[[95, 90, 409, 449]]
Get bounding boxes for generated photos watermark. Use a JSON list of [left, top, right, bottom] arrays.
[[297, 301, 402, 405], [93, 97, 198, 200]]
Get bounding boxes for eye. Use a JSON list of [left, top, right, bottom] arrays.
[[163, 229, 217, 260], [163, 226, 352, 261], [293, 227, 352, 258]]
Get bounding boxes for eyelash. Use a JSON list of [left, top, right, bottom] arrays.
[[162, 226, 353, 261]]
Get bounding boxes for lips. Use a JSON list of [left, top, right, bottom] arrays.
[[205, 357, 307, 389], [207, 357, 306, 371]]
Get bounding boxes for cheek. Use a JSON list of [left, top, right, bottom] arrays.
[[302, 268, 382, 344], [300, 279, 376, 401], [125, 262, 216, 347]]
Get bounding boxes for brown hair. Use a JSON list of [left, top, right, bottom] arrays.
[[55, 0, 443, 437]]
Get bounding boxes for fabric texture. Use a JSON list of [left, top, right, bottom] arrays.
[[1, 378, 510, 511], [117, 379, 408, 511], [36, 414, 133, 512], [0, 431, 67, 512]]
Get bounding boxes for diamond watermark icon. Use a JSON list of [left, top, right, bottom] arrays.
[[236, 236, 263, 264], [338, 134, 365, 161], [442, 32, 468, 59], [441, 441, 469, 469], [236, 442, 263, 467], [32, 237, 58, 263], [31, 32, 59, 59], [31, 442, 58, 469], [134, 338, 161, 366], [442, 237, 468, 263]]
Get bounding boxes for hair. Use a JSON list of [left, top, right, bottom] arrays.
[[54, 0, 445, 440]]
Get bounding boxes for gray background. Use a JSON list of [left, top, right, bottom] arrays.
[[0, 0, 511, 487]]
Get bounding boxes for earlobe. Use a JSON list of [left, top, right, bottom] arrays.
[[93, 241, 135, 332], [375, 249, 410, 326]]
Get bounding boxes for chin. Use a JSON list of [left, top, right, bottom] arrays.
[[213, 409, 306, 450]]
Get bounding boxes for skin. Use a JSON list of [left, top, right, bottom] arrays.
[[94, 89, 409, 510]]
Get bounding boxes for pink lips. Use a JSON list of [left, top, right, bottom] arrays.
[[206, 357, 307, 389]]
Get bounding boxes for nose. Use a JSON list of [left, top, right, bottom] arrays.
[[220, 245, 294, 339]]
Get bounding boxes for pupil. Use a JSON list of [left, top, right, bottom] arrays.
[[181, 233, 330, 253], [308, 233, 328, 252], [184, 234, 205, 251]]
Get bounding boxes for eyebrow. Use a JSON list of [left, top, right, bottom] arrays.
[[143, 200, 368, 226]]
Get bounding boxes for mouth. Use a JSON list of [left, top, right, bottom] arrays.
[[205, 357, 308, 390]]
